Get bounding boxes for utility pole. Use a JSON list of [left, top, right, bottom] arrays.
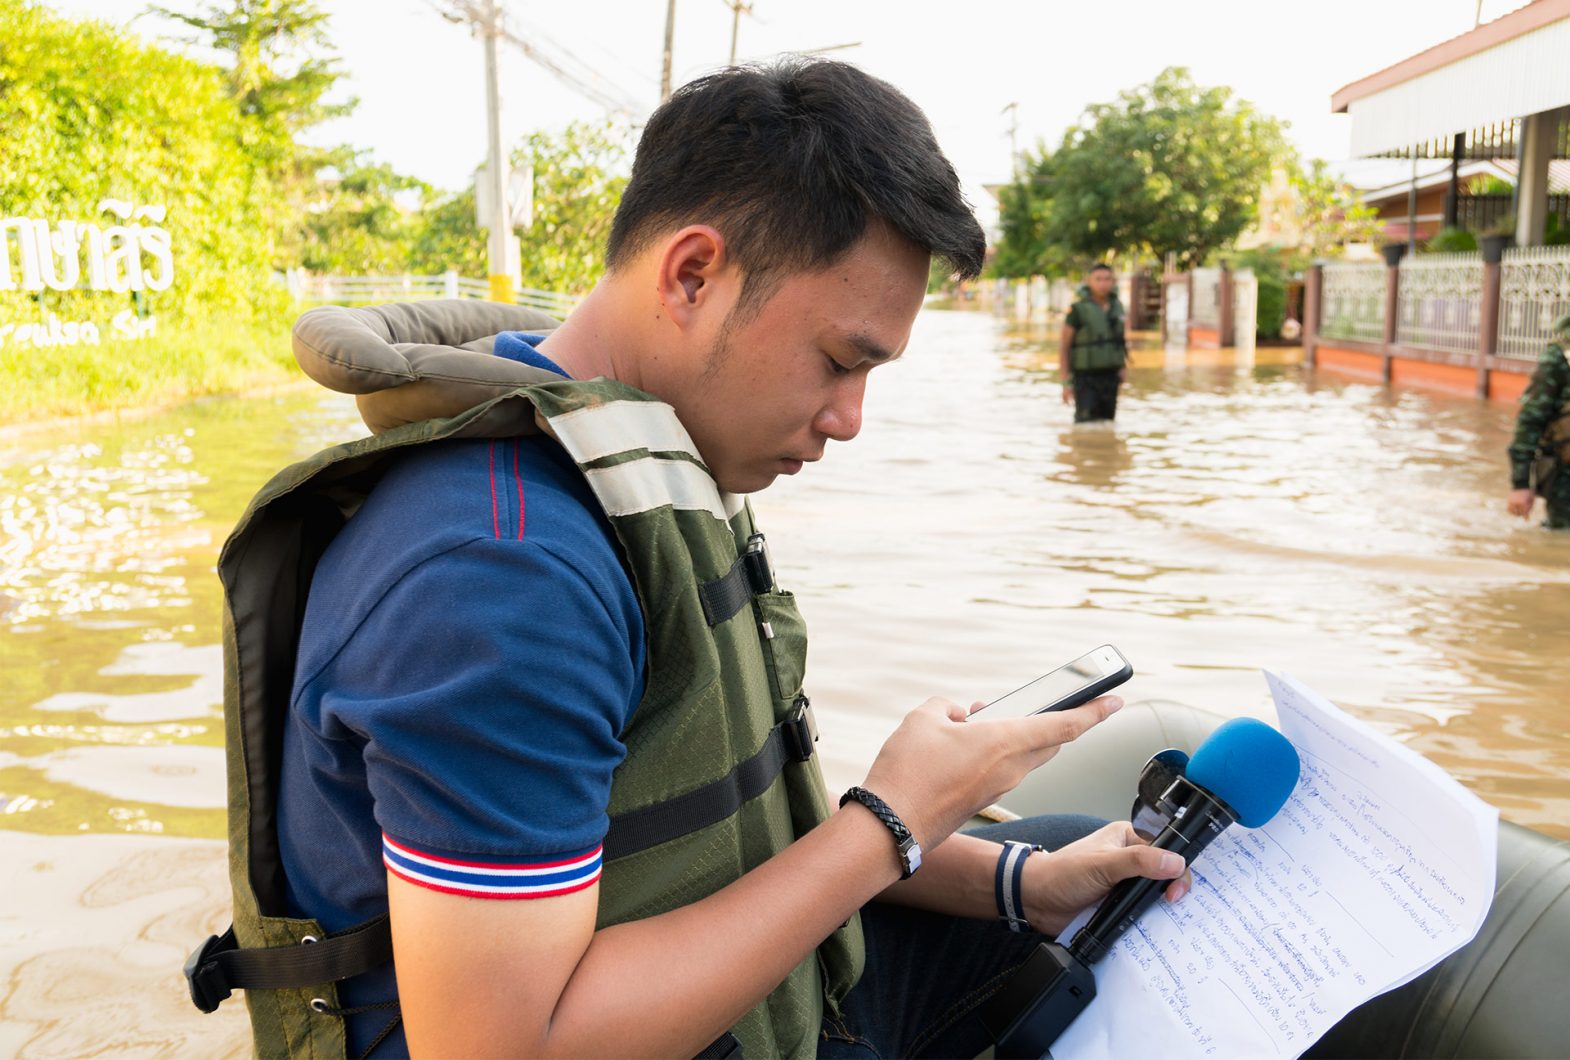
[[727, 0, 753, 66], [660, 0, 676, 101], [1001, 101, 1020, 180], [481, 0, 513, 303]]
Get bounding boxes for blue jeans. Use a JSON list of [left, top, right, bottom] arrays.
[[819, 814, 1106, 1059]]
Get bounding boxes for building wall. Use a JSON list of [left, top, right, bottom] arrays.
[[1371, 186, 1449, 242]]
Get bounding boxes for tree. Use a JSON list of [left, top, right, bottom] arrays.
[[148, 0, 354, 139], [300, 156, 432, 274], [513, 120, 631, 293], [0, 0, 288, 323], [149, 0, 357, 267], [990, 170, 1070, 279], [1288, 160, 1382, 259], [994, 68, 1290, 273], [408, 121, 632, 293]]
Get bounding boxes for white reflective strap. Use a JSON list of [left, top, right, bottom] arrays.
[[584, 456, 728, 521], [547, 400, 703, 464]]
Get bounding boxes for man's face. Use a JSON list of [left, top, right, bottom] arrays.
[[665, 226, 929, 494], [1089, 269, 1115, 298]]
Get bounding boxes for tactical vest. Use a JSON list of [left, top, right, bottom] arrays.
[[184, 377, 864, 1058], [1069, 292, 1127, 373]]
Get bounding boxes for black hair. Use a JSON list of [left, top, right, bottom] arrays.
[[606, 58, 985, 310], [1088, 263, 1113, 274]]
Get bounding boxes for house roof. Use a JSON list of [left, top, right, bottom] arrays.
[[1330, 0, 1570, 158], [1332, 0, 1570, 112], [1358, 159, 1570, 204]]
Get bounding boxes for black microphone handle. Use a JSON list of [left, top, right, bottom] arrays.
[[1069, 780, 1237, 965]]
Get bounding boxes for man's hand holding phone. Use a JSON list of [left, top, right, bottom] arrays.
[[845, 645, 1188, 932], [858, 693, 1126, 858]]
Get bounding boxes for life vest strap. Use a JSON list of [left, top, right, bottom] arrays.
[[603, 696, 817, 861], [184, 914, 394, 1014], [698, 533, 775, 626]]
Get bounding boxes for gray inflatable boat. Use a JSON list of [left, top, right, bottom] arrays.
[[997, 700, 1570, 1059]]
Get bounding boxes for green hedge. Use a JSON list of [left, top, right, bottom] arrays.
[[1, 0, 295, 419], [1255, 272, 1287, 339]]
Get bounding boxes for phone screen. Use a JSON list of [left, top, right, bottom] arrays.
[[982, 645, 1130, 719]]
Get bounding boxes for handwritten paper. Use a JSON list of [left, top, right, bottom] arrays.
[[1050, 671, 1498, 1059]]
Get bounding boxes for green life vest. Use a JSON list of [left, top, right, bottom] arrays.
[[1068, 287, 1127, 373], [185, 375, 864, 1058]]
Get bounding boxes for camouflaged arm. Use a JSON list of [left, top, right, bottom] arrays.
[[291, 300, 567, 434], [1508, 345, 1569, 487]]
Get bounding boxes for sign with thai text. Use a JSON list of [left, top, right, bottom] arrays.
[[1, 199, 173, 347]]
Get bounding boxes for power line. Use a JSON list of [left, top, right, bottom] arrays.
[[432, 1, 643, 116]]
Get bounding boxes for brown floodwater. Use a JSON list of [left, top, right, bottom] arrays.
[[1, 305, 1566, 1054]]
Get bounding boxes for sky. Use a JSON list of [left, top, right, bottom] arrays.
[[50, 0, 1532, 223]]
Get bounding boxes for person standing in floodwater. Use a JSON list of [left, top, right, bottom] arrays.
[[1506, 313, 1570, 529], [1059, 263, 1129, 422]]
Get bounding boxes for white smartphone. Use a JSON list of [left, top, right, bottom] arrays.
[[980, 645, 1134, 719]]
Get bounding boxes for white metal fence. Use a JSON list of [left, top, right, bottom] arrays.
[[1319, 262, 1387, 343], [1190, 267, 1221, 327], [1396, 253, 1484, 356], [1498, 245, 1570, 361], [288, 270, 580, 318]]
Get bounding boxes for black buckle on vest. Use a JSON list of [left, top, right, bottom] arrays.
[[742, 533, 775, 595], [185, 929, 237, 1013], [783, 695, 818, 763]]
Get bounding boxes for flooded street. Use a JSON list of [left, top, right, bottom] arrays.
[[2, 305, 1567, 1055]]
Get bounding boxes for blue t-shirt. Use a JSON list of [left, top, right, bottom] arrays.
[[276, 335, 645, 1055]]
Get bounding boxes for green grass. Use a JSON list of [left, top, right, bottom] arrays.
[[0, 314, 299, 424]]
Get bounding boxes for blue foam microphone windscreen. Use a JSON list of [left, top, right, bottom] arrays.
[[1184, 717, 1302, 827]]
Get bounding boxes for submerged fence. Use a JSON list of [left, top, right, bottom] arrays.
[[1499, 246, 1570, 360], [1318, 246, 1570, 362], [1320, 262, 1387, 343], [287, 270, 580, 318], [1395, 253, 1484, 357], [1306, 243, 1570, 398]]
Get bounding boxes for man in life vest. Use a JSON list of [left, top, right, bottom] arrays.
[[1506, 314, 1570, 529], [187, 59, 1191, 1060], [1059, 263, 1129, 423]]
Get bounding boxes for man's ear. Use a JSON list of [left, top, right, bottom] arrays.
[[656, 225, 729, 331]]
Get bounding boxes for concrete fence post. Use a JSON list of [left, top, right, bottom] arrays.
[[1381, 263, 1400, 384], [1159, 273, 1171, 343], [1303, 263, 1323, 367], [1477, 260, 1502, 398], [1218, 265, 1235, 348]]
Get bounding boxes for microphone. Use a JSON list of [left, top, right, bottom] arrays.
[[981, 718, 1301, 1057], [1069, 717, 1302, 963]]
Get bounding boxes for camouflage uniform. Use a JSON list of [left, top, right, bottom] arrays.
[[1507, 315, 1570, 529]]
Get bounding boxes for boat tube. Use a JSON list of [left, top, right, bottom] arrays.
[[996, 701, 1570, 1059]]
